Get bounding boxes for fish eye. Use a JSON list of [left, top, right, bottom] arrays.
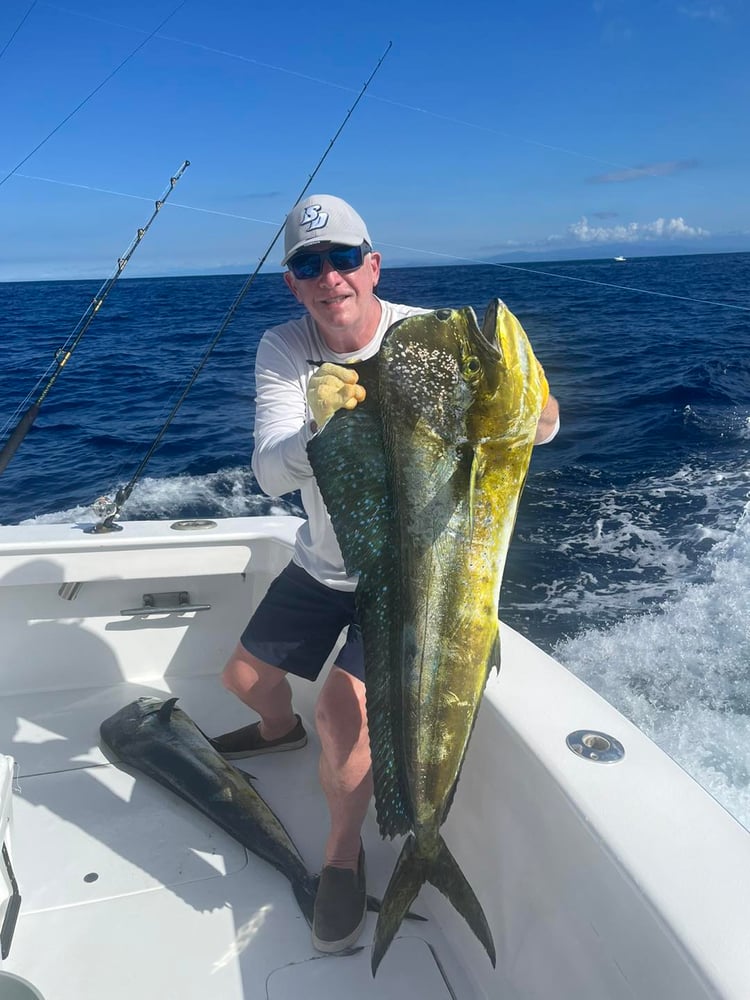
[[435, 309, 452, 321], [462, 355, 481, 378]]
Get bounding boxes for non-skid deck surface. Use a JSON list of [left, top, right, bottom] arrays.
[[2, 676, 475, 1000]]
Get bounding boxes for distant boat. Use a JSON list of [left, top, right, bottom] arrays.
[[613, 255, 627, 262]]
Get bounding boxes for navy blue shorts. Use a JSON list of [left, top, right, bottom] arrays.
[[239, 560, 364, 683]]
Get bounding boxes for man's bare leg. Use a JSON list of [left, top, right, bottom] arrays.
[[315, 665, 373, 871], [223, 649, 372, 870], [221, 642, 297, 741]]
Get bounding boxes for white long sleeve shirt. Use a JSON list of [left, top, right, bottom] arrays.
[[251, 299, 429, 590]]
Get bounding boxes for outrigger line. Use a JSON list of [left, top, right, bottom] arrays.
[[0, 160, 190, 477], [90, 41, 393, 534]]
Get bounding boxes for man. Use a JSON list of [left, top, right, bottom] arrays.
[[210, 194, 560, 954]]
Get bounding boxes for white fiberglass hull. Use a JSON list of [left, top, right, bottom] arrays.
[[0, 516, 748, 999]]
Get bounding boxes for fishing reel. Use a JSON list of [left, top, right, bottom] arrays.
[[87, 494, 124, 533]]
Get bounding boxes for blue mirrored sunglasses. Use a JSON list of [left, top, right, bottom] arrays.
[[287, 243, 370, 280]]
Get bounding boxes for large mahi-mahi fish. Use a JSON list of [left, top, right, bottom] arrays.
[[308, 300, 548, 973]]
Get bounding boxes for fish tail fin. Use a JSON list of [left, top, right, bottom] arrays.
[[428, 835, 496, 968], [372, 834, 495, 976], [372, 835, 424, 975]]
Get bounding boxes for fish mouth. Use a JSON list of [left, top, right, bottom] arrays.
[[478, 301, 505, 362], [436, 303, 503, 365], [473, 300, 508, 396]]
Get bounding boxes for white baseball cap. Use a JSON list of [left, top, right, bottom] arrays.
[[281, 194, 372, 265]]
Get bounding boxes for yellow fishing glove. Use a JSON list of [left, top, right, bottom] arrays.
[[307, 363, 366, 430]]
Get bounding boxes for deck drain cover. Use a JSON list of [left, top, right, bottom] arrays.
[[566, 730, 624, 763]]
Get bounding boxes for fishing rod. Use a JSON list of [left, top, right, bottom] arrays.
[[0, 0, 37, 63], [0, 160, 190, 477], [90, 41, 392, 534], [0, 1, 186, 190]]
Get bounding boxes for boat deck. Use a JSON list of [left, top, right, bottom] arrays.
[[2, 673, 478, 1000], [3, 518, 750, 999]]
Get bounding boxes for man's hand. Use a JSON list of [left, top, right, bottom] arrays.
[[534, 393, 559, 444], [307, 363, 366, 430]]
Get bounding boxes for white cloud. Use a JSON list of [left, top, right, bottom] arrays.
[[588, 159, 699, 183], [568, 216, 710, 243], [678, 4, 728, 21]]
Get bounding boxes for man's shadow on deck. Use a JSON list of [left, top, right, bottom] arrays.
[[1, 558, 321, 941]]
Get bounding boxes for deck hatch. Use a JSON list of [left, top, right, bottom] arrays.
[[266, 937, 455, 998], [12, 767, 246, 911]]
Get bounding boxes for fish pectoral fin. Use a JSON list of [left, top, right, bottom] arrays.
[[413, 419, 460, 490], [468, 447, 480, 537]]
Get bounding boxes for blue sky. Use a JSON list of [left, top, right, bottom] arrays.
[[1, 0, 749, 281]]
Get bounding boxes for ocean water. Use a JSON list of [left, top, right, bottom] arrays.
[[1, 254, 749, 828]]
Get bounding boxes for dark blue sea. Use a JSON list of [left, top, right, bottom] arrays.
[[1, 254, 749, 827]]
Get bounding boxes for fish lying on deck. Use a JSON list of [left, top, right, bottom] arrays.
[[101, 697, 424, 930], [308, 300, 548, 973], [100, 696, 321, 923]]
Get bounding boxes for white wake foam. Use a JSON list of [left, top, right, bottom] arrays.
[[20, 467, 303, 525], [556, 502, 750, 830]]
